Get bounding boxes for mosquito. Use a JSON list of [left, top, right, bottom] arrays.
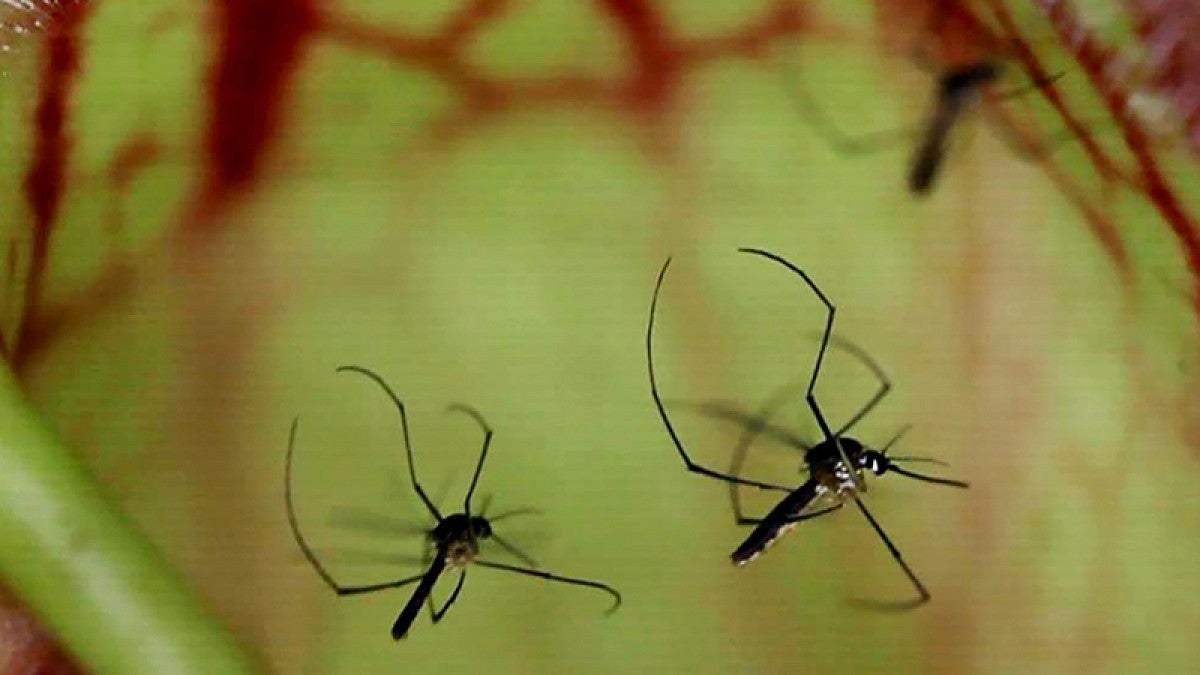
[[680, 335, 961, 530], [285, 365, 622, 640], [782, 49, 1064, 195], [646, 248, 968, 609]]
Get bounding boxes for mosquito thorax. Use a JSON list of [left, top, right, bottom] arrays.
[[803, 437, 865, 470], [430, 514, 491, 567], [430, 513, 493, 545], [805, 437, 869, 494]]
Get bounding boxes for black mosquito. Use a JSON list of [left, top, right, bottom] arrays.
[[783, 53, 1063, 195], [646, 248, 969, 609], [285, 365, 622, 640], [671, 337, 961, 532]]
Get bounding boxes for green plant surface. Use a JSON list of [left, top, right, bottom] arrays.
[[0, 362, 258, 673]]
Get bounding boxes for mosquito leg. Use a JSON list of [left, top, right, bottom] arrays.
[[428, 570, 468, 623], [285, 418, 429, 597], [824, 334, 892, 437], [646, 257, 794, 494], [774, 43, 920, 154], [849, 494, 930, 610], [336, 365, 443, 522], [445, 403, 494, 514], [737, 248, 862, 490], [474, 560, 622, 614]]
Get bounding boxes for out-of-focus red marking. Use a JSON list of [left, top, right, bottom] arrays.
[[985, 2, 1133, 186], [195, 0, 315, 218], [679, 2, 812, 62], [1127, 0, 1200, 157], [595, 0, 677, 112], [14, 0, 89, 366], [321, 0, 810, 154], [103, 133, 163, 237], [870, 0, 1005, 64], [16, 1, 817, 368], [0, 589, 84, 675], [107, 134, 163, 190], [438, 0, 507, 47], [1029, 0, 1200, 318]]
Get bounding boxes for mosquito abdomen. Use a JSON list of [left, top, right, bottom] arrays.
[[730, 481, 819, 566], [392, 554, 447, 640], [908, 100, 963, 194]]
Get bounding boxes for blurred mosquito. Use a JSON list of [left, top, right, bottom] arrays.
[[781, 49, 1064, 195], [646, 248, 968, 609], [285, 365, 621, 640]]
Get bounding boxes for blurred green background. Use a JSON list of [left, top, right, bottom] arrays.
[[2, 1, 1199, 673]]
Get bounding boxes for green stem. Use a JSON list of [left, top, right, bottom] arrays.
[[0, 362, 258, 674]]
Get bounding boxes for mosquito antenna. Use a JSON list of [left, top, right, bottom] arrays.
[[992, 69, 1066, 101], [489, 532, 540, 568], [474, 494, 543, 522], [337, 365, 443, 522], [646, 257, 793, 493], [445, 403, 494, 515], [476, 493, 494, 518], [284, 417, 428, 597], [737, 247, 862, 491], [848, 494, 930, 610], [887, 464, 969, 489], [877, 425, 967, 487], [474, 560, 622, 614], [880, 424, 912, 455], [487, 507, 542, 523], [888, 456, 951, 467]]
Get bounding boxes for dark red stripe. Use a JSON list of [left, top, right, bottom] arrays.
[[15, 1, 90, 364], [198, 0, 315, 213]]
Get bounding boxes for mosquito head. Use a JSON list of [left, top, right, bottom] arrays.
[[940, 60, 1001, 99], [469, 515, 493, 539], [858, 449, 891, 476]]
